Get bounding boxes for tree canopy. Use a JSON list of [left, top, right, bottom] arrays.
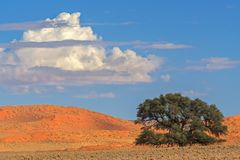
[[135, 93, 227, 146]]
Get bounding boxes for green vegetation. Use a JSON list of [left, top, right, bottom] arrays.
[[135, 93, 227, 146]]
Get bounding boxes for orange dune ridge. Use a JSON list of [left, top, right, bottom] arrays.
[[0, 105, 140, 144], [223, 115, 240, 144], [0, 105, 239, 151]]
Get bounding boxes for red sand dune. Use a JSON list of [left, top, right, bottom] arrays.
[[0, 105, 239, 151], [223, 115, 240, 144], [0, 105, 140, 144]]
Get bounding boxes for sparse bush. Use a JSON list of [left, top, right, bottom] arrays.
[[136, 129, 168, 146], [136, 129, 160, 145]]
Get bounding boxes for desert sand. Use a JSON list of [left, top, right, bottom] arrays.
[[0, 105, 141, 152], [0, 105, 239, 159]]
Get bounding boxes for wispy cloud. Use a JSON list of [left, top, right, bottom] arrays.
[[75, 92, 115, 99], [186, 57, 240, 71], [0, 21, 43, 31], [82, 21, 136, 26], [160, 74, 171, 82], [55, 85, 65, 92], [10, 85, 46, 95], [0, 20, 69, 31], [134, 42, 192, 49], [226, 5, 235, 9], [0, 20, 136, 31], [10, 85, 66, 94], [182, 90, 207, 98], [0, 40, 191, 50]]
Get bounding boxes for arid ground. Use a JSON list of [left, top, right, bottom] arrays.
[[0, 145, 240, 160], [0, 105, 239, 159]]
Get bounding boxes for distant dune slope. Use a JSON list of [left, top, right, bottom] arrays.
[[0, 105, 140, 144], [223, 115, 240, 144], [0, 105, 239, 152]]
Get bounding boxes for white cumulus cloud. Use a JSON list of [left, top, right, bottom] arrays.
[[0, 12, 163, 87], [23, 12, 98, 42]]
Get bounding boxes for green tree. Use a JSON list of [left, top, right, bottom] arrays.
[[135, 93, 227, 146]]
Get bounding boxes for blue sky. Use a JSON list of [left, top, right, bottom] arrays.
[[0, 0, 239, 119]]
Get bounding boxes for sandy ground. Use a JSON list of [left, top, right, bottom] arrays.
[[0, 145, 240, 160]]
